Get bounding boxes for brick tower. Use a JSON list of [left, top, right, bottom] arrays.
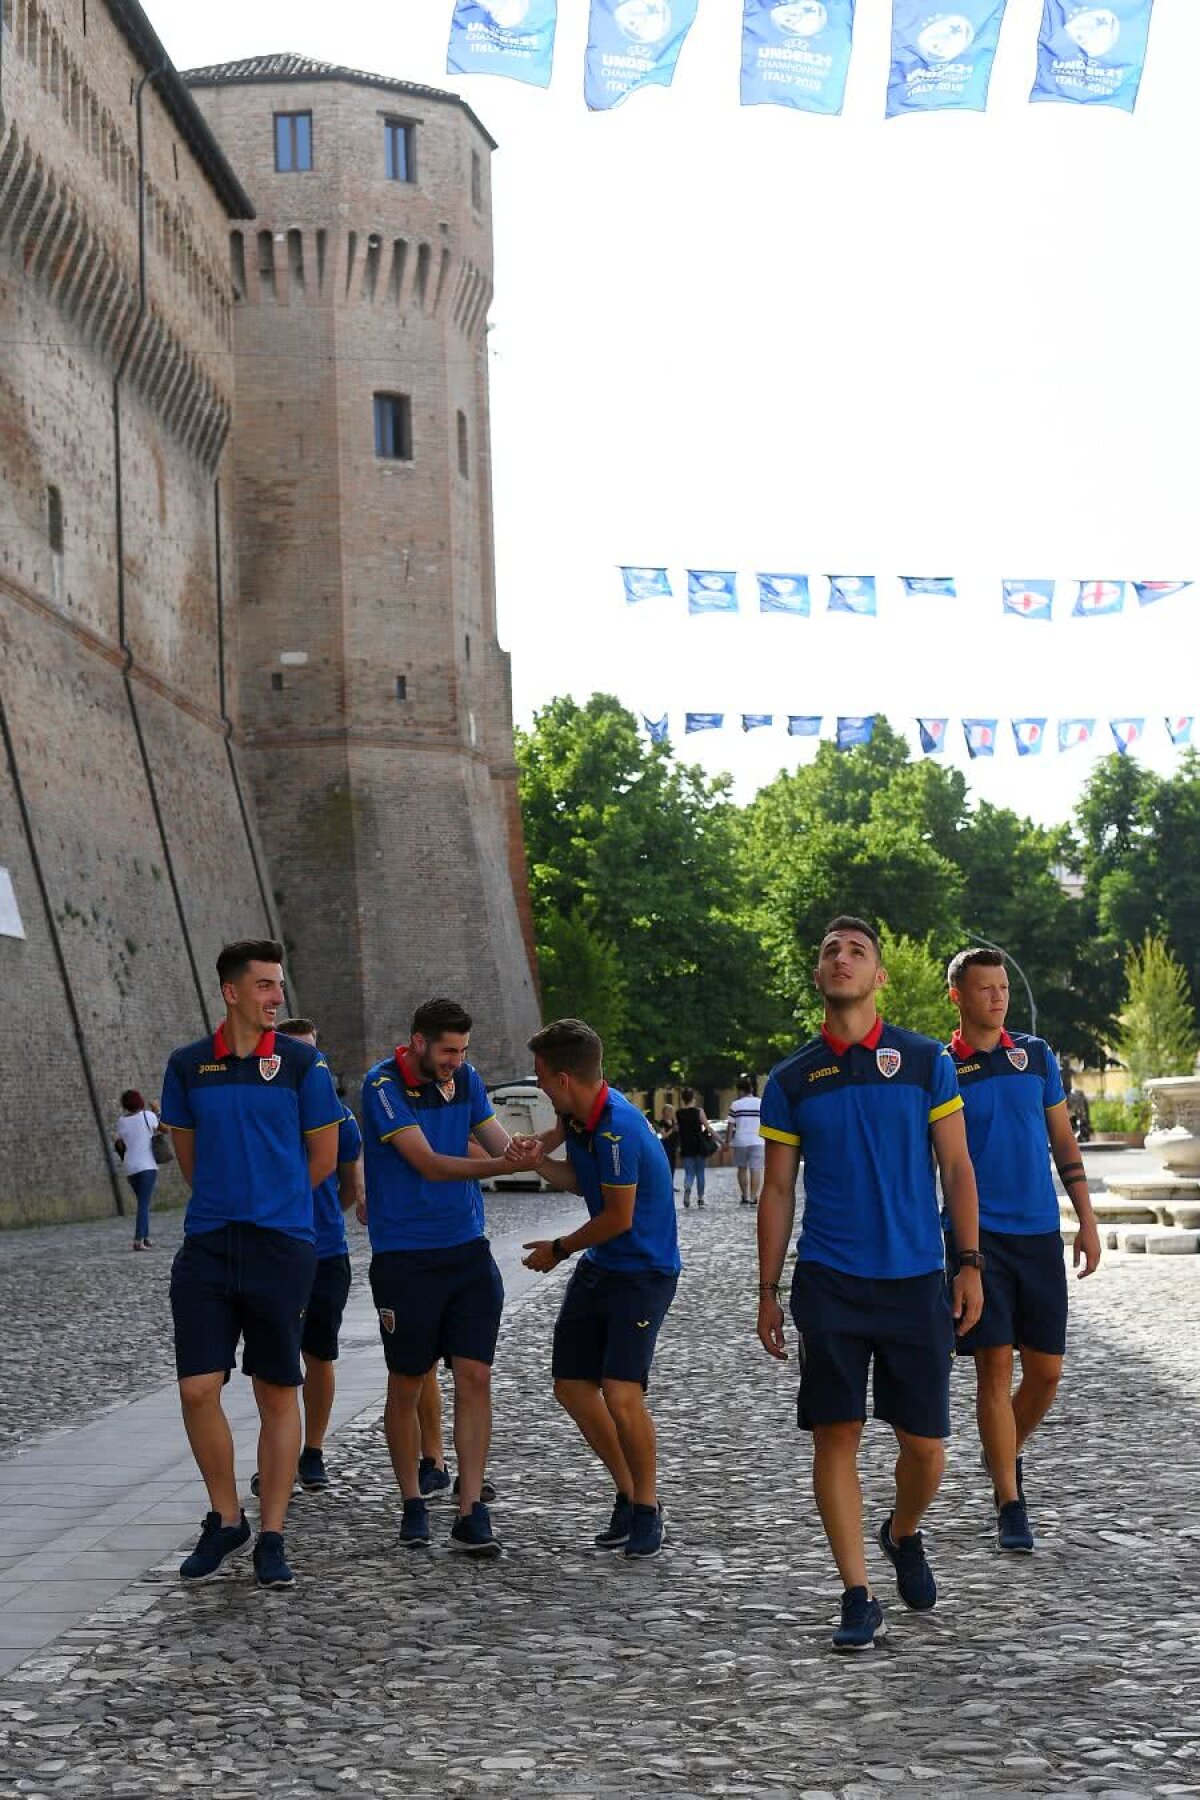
[[186, 56, 539, 1086]]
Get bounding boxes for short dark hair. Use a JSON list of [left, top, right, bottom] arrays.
[[821, 915, 881, 957], [217, 939, 283, 986], [737, 1074, 755, 1095], [947, 946, 1005, 990], [528, 1018, 603, 1080], [412, 997, 472, 1041], [120, 1089, 144, 1112], [276, 1016, 317, 1038], [679, 1085, 696, 1104]]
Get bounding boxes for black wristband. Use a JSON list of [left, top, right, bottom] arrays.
[[552, 1237, 571, 1263], [956, 1248, 985, 1271]]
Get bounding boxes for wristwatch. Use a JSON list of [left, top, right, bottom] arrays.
[[552, 1237, 572, 1263], [956, 1248, 985, 1272]]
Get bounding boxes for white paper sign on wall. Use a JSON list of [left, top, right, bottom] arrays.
[[0, 868, 26, 939]]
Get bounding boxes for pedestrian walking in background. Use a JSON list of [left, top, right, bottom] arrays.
[[113, 1090, 161, 1250], [656, 1103, 679, 1176], [728, 1075, 764, 1207], [676, 1087, 716, 1209]]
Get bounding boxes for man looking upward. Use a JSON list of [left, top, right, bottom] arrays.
[[756, 917, 983, 1652], [162, 940, 341, 1589], [946, 948, 1101, 1553], [361, 998, 541, 1557]]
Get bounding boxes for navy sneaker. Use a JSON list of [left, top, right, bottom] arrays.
[[449, 1501, 502, 1558], [253, 1531, 295, 1588], [625, 1504, 665, 1560], [180, 1510, 251, 1583], [419, 1457, 453, 1499], [878, 1514, 937, 1611], [594, 1492, 634, 1550], [832, 1586, 887, 1653], [453, 1474, 497, 1504], [997, 1497, 1035, 1553], [399, 1497, 431, 1549], [298, 1448, 329, 1491]]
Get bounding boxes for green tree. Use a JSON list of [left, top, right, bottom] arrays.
[[877, 930, 957, 1040], [516, 694, 780, 1091], [1116, 934, 1199, 1091], [535, 913, 631, 1082]]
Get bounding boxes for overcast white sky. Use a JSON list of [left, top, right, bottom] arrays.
[[156, 0, 1200, 825]]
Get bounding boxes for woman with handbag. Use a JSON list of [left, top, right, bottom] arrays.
[[676, 1086, 718, 1210], [113, 1088, 166, 1250]]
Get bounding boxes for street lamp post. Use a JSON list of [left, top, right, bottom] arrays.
[[967, 932, 1038, 1039]]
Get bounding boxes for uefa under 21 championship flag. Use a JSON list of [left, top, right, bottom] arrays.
[[1002, 580, 1054, 621], [447, 0, 557, 86], [1031, 0, 1156, 111], [963, 719, 998, 758], [1059, 718, 1095, 751], [621, 566, 672, 603], [742, 713, 774, 731], [740, 0, 858, 117], [758, 574, 811, 615], [1166, 716, 1194, 746], [887, 0, 1008, 117], [828, 576, 876, 616], [836, 716, 874, 749], [1073, 580, 1125, 617], [1110, 718, 1145, 753], [685, 712, 724, 733], [918, 718, 947, 753], [643, 714, 669, 743], [1012, 718, 1047, 756], [1135, 580, 1193, 606], [902, 578, 956, 597], [585, 0, 699, 110], [688, 570, 739, 615], [788, 715, 822, 736]]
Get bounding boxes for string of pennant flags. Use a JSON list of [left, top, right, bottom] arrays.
[[447, 0, 1164, 118], [642, 714, 1196, 754], [620, 569, 1193, 618]]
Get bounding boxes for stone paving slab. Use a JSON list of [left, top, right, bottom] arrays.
[[0, 1173, 1196, 1797]]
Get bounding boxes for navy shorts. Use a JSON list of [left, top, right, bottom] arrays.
[[302, 1253, 352, 1362], [954, 1228, 1068, 1357], [170, 1224, 317, 1388], [369, 1238, 504, 1377], [790, 1262, 954, 1440], [552, 1260, 678, 1388]]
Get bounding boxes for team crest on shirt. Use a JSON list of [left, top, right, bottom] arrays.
[[378, 1308, 396, 1334], [876, 1048, 902, 1079], [1006, 1048, 1029, 1072], [259, 1055, 281, 1082]]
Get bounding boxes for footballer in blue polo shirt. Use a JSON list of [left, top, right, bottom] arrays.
[[756, 916, 984, 1653], [520, 1017, 680, 1562], [160, 939, 341, 1592], [361, 997, 542, 1559], [946, 947, 1101, 1556]]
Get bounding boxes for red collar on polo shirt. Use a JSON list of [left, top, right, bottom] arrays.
[[580, 1082, 611, 1132], [395, 1047, 425, 1087], [213, 1023, 276, 1060], [950, 1027, 1014, 1059], [821, 1015, 884, 1057]]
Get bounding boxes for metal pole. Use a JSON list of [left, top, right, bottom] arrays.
[[967, 932, 1037, 1037]]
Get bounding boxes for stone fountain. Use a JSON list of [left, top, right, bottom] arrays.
[[1086, 1075, 1200, 1252]]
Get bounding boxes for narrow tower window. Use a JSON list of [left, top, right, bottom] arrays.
[[374, 393, 413, 462], [384, 118, 415, 183], [274, 112, 313, 173], [456, 410, 469, 478]]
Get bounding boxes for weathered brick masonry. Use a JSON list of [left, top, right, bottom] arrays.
[[0, 13, 539, 1222]]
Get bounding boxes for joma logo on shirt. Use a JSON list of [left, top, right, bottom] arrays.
[[808, 1066, 838, 1083], [197, 1063, 227, 1074], [957, 1061, 982, 1075]]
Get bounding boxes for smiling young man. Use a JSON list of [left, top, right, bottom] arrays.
[[161, 940, 341, 1590], [946, 948, 1102, 1553], [756, 916, 983, 1652], [521, 1017, 680, 1561], [361, 998, 541, 1558]]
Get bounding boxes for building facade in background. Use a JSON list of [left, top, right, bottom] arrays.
[[0, 9, 539, 1223]]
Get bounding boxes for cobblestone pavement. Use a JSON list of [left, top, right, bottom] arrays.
[[0, 1171, 1198, 1798], [0, 1189, 563, 1454]]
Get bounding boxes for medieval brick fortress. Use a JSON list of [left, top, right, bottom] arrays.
[[0, 2, 540, 1221]]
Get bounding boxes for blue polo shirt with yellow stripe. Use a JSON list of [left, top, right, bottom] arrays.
[[563, 1084, 681, 1276], [760, 1016, 963, 1279], [311, 1104, 363, 1260], [948, 1029, 1065, 1235], [361, 1051, 495, 1253], [160, 1025, 342, 1242]]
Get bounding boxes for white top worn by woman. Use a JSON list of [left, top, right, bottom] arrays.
[[728, 1094, 762, 1148], [116, 1109, 159, 1175]]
